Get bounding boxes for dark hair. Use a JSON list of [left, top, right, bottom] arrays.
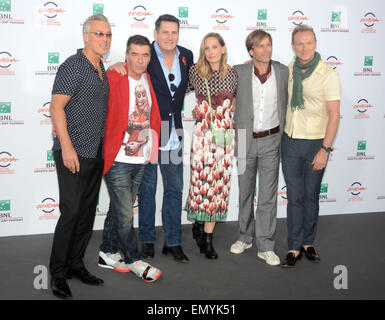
[[126, 34, 151, 53], [245, 30, 272, 57], [155, 14, 180, 32]]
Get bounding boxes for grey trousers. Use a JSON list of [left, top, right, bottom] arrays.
[[237, 132, 280, 252]]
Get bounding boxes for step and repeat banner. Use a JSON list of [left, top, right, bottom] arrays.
[[1, 0, 384, 236]]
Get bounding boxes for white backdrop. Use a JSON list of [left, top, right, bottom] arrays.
[[1, 0, 384, 237]]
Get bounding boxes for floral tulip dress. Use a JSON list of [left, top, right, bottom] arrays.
[[185, 64, 237, 222]]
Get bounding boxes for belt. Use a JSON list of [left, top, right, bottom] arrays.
[[253, 125, 280, 138]]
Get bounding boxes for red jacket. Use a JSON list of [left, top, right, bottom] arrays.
[[103, 67, 161, 175]]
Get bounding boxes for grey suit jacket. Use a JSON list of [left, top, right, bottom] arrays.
[[233, 60, 289, 158]]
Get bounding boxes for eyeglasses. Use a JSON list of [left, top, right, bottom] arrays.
[[89, 31, 112, 39], [168, 73, 177, 92]]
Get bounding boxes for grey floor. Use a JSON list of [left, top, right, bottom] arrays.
[[0, 212, 384, 300]]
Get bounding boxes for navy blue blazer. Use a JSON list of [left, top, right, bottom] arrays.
[[147, 42, 194, 147]]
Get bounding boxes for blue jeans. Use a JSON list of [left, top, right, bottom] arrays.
[[100, 162, 144, 264], [138, 149, 183, 247], [281, 133, 325, 250]]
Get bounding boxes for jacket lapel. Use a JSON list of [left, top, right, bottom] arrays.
[[272, 61, 284, 123], [177, 48, 188, 91], [246, 62, 254, 117], [119, 66, 130, 121], [150, 43, 172, 98]]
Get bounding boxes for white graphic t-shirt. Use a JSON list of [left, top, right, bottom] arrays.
[[114, 73, 152, 164]]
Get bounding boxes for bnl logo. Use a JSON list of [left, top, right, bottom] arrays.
[[363, 56, 373, 72], [0, 102, 11, 113], [0, 0, 11, 12], [331, 11, 341, 22], [0, 200, 10, 211], [178, 7, 188, 18], [93, 3, 103, 15], [357, 140, 366, 156]]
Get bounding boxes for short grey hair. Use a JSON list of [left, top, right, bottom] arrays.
[[83, 13, 110, 34], [291, 24, 317, 44]]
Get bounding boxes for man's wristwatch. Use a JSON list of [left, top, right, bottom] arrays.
[[321, 145, 333, 153]]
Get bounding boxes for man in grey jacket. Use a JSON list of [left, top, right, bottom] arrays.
[[232, 30, 288, 266]]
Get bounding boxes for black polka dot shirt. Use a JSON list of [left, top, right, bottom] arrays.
[[51, 49, 109, 158]]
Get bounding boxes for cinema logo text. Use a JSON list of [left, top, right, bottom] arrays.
[[353, 99, 374, 119], [326, 56, 343, 70], [361, 12, 380, 34], [212, 8, 234, 31], [288, 10, 310, 31], [0, 151, 19, 174], [278, 185, 287, 206], [37, 197, 59, 220], [38, 1, 65, 26], [128, 5, 152, 29], [0, 51, 20, 76], [38, 102, 52, 125], [347, 182, 366, 202]]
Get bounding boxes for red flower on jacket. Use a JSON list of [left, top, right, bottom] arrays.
[[181, 56, 187, 66]]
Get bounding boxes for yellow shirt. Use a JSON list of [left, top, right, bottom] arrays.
[[284, 59, 341, 139]]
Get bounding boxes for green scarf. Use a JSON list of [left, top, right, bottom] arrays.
[[290, 52, 321, 112]]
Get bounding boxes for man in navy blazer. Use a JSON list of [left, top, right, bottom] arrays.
[[108, 15, 193, 263], [139, 15, 193, 262]]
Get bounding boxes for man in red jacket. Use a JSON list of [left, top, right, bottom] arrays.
[[98, 35, 162, 282]]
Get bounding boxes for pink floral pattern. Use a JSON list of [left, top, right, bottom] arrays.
[[185, 65, 237, 222]]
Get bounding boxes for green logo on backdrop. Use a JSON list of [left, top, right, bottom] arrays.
[[47, 150, 54, 161], [178, 7, 188, 18], [0, 102, 11, 113], [0, 200, 10, 211], [320, 183, 328, 194], [364, 56, 373, 67], [0, 0, 11, 12], [258, 9, 267, 20], [93, 3, 104, 14], [331, 11, 341, 22], [357, 141, 366, 151], [48, 52, 59, 64]]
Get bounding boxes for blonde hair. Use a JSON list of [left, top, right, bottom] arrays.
[[197, 33, 228, 80]]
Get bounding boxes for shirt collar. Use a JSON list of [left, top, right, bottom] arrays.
[[154, 41, 180, 60]]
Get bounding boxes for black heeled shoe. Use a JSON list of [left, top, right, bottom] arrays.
[[200, 232, 218, 259], [301, 246, 320, 262], [192, 222, 204, 248], [281, 251, 302, 268]]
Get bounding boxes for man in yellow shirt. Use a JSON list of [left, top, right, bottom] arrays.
[[281, 25, 341, 267]]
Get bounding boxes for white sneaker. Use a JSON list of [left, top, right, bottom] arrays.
[[98, 251, 130, 273], [257, 251, 280, 266], [127, 260, 162, 283], [230, 241, 252, 254]]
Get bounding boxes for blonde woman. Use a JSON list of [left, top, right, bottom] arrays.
[[185, 33, 237, 259]]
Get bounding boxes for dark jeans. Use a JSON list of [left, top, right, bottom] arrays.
[[49, 150, 103, 278], [138, 149, 183, 247], [100, 162, 144, 264], [281, 133, 325, 250]]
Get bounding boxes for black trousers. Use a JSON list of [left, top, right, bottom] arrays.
[[49, 149, 103, 279]]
